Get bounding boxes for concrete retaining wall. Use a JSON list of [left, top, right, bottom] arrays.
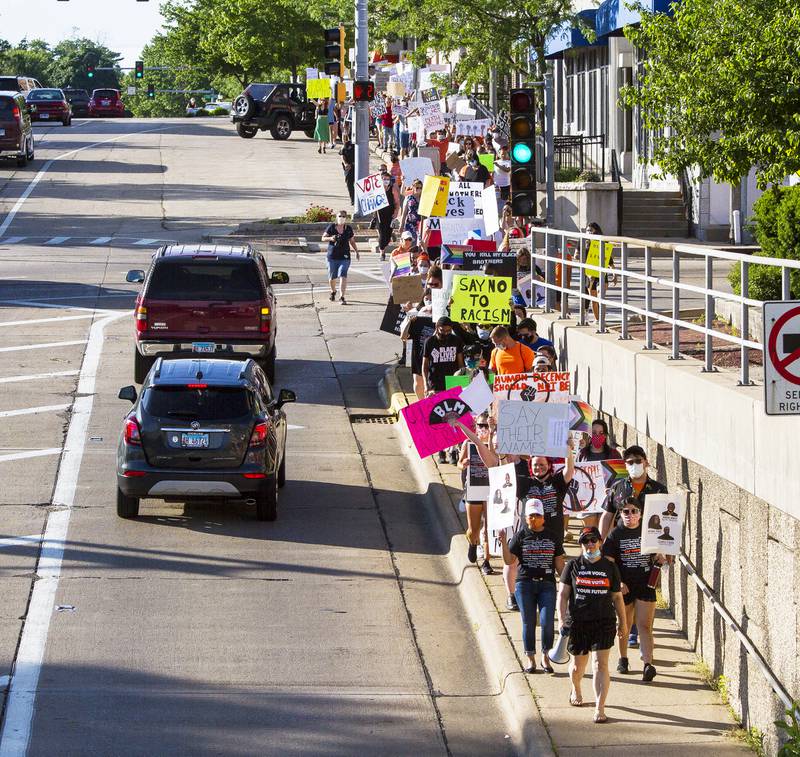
[[536, 310, 799, 754]]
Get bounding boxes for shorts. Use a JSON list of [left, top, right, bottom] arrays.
[[327, 258, 351, 279], [567, 618, 616, 656], [623, 584, 656, 605], [399, 131, 410, 149]]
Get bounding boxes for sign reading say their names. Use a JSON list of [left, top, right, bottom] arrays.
[[355, 172, 389, 215], [450, 274, 512, 324], [764, 300, 800, 415], [495, 400, 571, 457]]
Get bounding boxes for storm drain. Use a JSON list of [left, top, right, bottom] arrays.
[[348, 413, 397, 424]]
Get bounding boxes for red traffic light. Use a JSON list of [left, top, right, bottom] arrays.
[[353, 80, 374, 102], [510, 88, 536, 113]]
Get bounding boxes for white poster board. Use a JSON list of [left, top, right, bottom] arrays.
[[641, 492, 685, 555], [488, 463, 517, 534], [355, 172, 389, 215], [400, 157, 435, 186], [440, 217, 486, 245], [495, 400, 571, 456], [482, 185, 500, 235]]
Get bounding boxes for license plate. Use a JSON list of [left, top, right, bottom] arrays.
[[181, 432, 209, 448], [0, 129, 4, 136], [40, 113, 49, 119], [192, 342, 216, 353], [101, 100, 110, 105]]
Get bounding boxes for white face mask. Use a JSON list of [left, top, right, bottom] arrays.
[[626, 462, 645, 479], [424, 297, 432, 307], [337, 217, 347, 223], [477, 328, 490, 340], [585, 548, 601, 560]]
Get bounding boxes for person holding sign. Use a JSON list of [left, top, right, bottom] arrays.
[[525, 439, 575, 542], [399, 179, 423, 243], [584, 222, 617, 322], [321, 211, 359, 305], [602, 497, 664, 682], [500, 499, 566, 674], [313, 99, 330, 154]]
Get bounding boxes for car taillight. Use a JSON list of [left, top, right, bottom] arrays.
[[135, 305, 147, 333], [124, 417, 142, 446], [260, 305, 271, 333], [186, 383, 207, 389], [248, 421, 269, 448], [12, 105, 20, 120]]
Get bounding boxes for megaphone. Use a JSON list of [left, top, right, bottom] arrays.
[[548, 628, 571, 665]]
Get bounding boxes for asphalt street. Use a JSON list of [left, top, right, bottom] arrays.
[[0, 119, 514, 756]]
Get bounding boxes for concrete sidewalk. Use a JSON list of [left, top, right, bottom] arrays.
[[383, 365, 751, 756]]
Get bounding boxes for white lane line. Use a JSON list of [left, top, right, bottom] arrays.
[[0, 313, 96, 327], [0, 340, 86, 353], [44, 237, 69, 246], [287, 424, 305, 430], [0, 124, 181, 238], [133, 238, 160, 246], [0, 237, 25, 245], [89, 237, 112, 245], [0, 371, 79, 385], [0, 535, 42, 551], [0, 311, 125, 757], [0, 448, 62, 464], [0, 294, 132, 305], [0, 404, 70, 419]]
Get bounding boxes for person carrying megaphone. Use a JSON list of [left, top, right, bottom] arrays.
[[499, 499, 566, 674]]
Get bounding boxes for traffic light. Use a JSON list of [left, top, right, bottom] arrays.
[[353, 80, 374, 102], [509, 88, 537, 217], [147, 83, 155, 99], [135, 61, 144, 79], [87, 63, 95, 79], [324, 25, 345, 77]]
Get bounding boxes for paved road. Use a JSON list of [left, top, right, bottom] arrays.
[[0, 119, 513, 756]]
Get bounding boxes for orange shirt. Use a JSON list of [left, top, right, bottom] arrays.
[[489, 341, 535, 375], [426, 138, 450, 165]]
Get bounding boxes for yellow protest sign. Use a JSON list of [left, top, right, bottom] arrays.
[[450, 274, 512, 324], [585, 240, 614, 278], [306, 78, 331, 99], [418, 175, 450, 217]]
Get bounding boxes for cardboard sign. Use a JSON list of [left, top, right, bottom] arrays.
[[493, 371, 571, 402], [450, 274, 512, 324], [445, 153, 466, 173], [488, 463, 517, 533], [379, 299, 405, 336], [400, 387, 475, 458], [418, 175, 450, 217], [417, 146, 442, 171], [391, 274, 424, 303], [466, 444, 490, 502], [400, 157, 436, 187], [355, 172, 389, 215], [495, 400, 571, 456], [307, 78, 331, 99], [641, 492, 685, 556], [585, 240, 614, 278], [387, 81, 406, 98]]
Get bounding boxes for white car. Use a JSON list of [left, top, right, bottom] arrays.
[[186, 100, 232, 116]]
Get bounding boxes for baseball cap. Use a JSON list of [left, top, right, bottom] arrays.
[[534, 355, 550, 368], [401, 230, 414, 240], [525, 499, 544, 517], [578, 526, 602, 544]]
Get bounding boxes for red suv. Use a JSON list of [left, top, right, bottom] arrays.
[[0, 91, 35, 167], [26, 88, 72, 126], [126, 245, 289, 384], [89, 88, 124, 117]]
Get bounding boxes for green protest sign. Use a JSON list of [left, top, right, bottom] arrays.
[[478, 153, 494, 172], [445, 373, 495, 389], [450, 274, 512, 324]]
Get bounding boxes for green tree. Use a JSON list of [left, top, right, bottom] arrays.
[[47, 39, 122, 91], [0, 39, 52, 84], [622, 0, 800, 188]]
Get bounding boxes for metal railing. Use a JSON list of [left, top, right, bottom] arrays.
[[610, 148, 623, 235], [531, 227, 800, 386], [554, 134, 606, 180]]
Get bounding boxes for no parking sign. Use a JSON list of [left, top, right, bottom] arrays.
[[763, 300, 800, 415]]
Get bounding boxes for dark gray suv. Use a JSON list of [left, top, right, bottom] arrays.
[[116, 358, 295, 521]]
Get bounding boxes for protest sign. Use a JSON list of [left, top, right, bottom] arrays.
[[495, 400, 571, 456], [586, 240, 614, 278], [305, 68, 319, 80], [641, 492, 685, 555], [462, 247, 517, 283], [400, 157, 436, 187], [370, 101, 387, 118], [420, 102, 445, 134], [445, 153, 466, 173], [387, 81, 406, 98], [568, 399, 593, 433], [455, 119, 492, 138], [493, 371, 571, 402], [459, 371, 495, 415], [478, 153, 495, 172], [421, 87, 440, 103], [556, 460, 628, 516], [393, 103, 408, 117], [355, 172, 389, 215], [431, 287, 449, 321], [417, 145, 442, 170], [418, 175, 450, 217], [440, 217, 485, 245], [445, 372, 495, 390], [406, 116, 423, 142], [466, 444, 490, 501], [391, 251, 412, 277], [488, 463, 517, 534], [450, 274, 512, 324], [445, 192, 475, 218], [379, 299, 405, 336], [440, 244, 468, 266], [391, 273, 423, 303], [306, 78, 331, 99], [400, 387, 475, 458], [481, 185, 500, 235], [450, 182, 484, 216]]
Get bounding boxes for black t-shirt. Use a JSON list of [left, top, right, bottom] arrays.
[[324, 224, 354, 260], [423, 333, 464, 390], [561, 555, 621, 623], [408, 317, 435, 375], [602, 524, 652, 587], [508, 526, 565, 582], [602, 477, 668, 523], [525, 471, 569, 525]]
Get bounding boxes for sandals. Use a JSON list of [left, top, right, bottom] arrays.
[[569, 692, 583, 707], [593, 711, 608, 724], [523, 663, 538, 674]]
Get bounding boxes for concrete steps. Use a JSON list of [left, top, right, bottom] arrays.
[[622, 189, 688, 238]]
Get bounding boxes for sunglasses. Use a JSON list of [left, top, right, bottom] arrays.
[[625, 458, 644, 464], [582, 537, 600, 545], [621, 509, 640, 515], [476, 423, 489, 429]]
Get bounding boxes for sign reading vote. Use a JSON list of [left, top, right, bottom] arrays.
[[355, 172, 389, 215], [450, 274, 512, 324]]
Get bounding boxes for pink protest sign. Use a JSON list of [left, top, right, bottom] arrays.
[[400, 386, 475, 458]]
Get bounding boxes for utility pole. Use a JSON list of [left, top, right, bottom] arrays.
[[544, 65, 555, 244], [354, 0, 370, 199]]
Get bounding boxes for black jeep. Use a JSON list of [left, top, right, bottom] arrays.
[[231, 83, 317, 140]]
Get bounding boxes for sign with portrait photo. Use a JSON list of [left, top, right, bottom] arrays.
[[641, 492, 685, 555], [487, 462, 517, 533]]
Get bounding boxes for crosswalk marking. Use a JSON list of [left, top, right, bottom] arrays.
[[0, 236, 174, 247], [133, 238, 161, 246], [0, 447, 62, 464], [0, 340, 87, 353], [90, 237, 112, 245], [44, 236, 69, 245], [0, 236, 25, 244]]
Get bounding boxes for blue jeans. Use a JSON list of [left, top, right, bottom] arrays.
[[327, 258, 350, 279], [382, 126, 394, 149], [515, 580, 556, 655]]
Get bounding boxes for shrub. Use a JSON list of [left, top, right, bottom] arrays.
[[210, 107, 228, 116], [577, 170, 602, 182], [555, 167, 581, 182], [196, 108, 209, 116], [300, 205, 335, 223]]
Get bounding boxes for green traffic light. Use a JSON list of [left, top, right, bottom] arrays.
[[512, 143, 532, 163]]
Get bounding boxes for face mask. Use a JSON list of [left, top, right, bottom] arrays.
[[585, 548, 601, 560], [337, 217, 346, 224], [626, 462, 645, 479], [591, 433, 606, 448], [517, 334, 532, 345], [477, 328, 490, 340], [424, 297, 431, 307]]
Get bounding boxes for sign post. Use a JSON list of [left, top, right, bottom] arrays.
[[763, 300, 800, 415]]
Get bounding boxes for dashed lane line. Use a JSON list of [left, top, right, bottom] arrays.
[[0, 404, 70, 419], [0, 340, 87, 353], [0, 313, 97, 327], [0, 448, 62, 464], [0, 371, 79, 385]]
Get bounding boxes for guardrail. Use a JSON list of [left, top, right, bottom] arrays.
[[530, 227, 800, 386]]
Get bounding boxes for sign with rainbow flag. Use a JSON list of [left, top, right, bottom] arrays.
[[440, 244, 469, 265], [558, 460, 628, 515], [391, 251, 412, 277]]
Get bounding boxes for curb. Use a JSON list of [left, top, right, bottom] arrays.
[[381, 366, 553, 757]]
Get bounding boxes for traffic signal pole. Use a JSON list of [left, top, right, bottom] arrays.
[[354, 0, 370, 198]]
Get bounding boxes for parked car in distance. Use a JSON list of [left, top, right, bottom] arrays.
[[186, 100, 232, 116], [89, 88, 125, 117], [116, 358, 296, 521], [62, 88, 90, 117], [26, 88, 71, 126], [231, 82, 316, 140], [0, 75, 43, 93], [126, 244, 290, 384], [0, 91, 35, 167]]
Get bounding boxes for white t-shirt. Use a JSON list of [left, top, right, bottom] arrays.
[[493, 158, 511, 187]]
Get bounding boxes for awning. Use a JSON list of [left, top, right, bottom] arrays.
[[595, 0, 674, 38], [545, 10, 607, 59]]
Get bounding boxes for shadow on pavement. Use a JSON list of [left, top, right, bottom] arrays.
[[0, 280, 137, 309]]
